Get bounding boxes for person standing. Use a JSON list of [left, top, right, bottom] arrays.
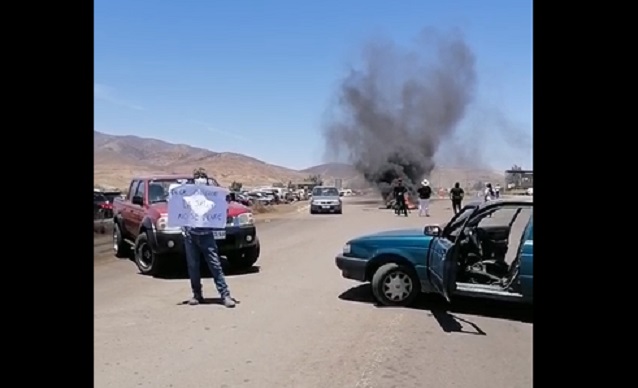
[[182, 170, 236, 307], [484, 183, 495, 202], [449, 182, 465, 214], [494, 184, 501, 199], [417, 179, 432, 217], [393, 178, 409, 216]]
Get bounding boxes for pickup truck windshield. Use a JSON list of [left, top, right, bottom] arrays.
[[312, 187, 339, 197], [147, 178, 221, 204]]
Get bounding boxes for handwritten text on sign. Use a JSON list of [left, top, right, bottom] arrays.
[[167, 184, 228, 228]]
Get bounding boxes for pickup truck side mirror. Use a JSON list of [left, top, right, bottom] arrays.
[[423, 225, 442, 237], [132, 195, 144, 206]]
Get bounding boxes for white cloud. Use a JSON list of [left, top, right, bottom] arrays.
[[94, 83, 144, 111]]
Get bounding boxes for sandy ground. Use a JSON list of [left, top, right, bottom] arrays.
[[94, 196, 532, 388]]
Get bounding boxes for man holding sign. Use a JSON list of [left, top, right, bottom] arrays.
[[168, 170, 236, 308]]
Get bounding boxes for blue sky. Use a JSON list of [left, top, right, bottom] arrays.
[[95, 0, 532, 171]]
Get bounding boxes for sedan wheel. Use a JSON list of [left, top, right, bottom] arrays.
[[371, 263, 420, 307], [382, 271, 413, 302]]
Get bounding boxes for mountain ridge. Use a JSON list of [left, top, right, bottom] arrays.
[[94, 131, 504, 190]]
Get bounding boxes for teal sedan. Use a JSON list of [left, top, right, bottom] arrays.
[[335, 199, 533, 306]]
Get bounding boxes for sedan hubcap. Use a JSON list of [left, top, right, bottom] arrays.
[[382, 271, 413, 301]]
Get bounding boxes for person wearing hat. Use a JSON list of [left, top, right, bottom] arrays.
[[417, 179, 432, 217]]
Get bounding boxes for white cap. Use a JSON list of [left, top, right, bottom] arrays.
[[421, 179, 429, 186]]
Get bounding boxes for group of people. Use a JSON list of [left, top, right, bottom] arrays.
[[392, 178, 434, 217], [392, 179, 502, 217]]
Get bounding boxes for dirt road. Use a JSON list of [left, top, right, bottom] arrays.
[[95, 197, 532, 388]]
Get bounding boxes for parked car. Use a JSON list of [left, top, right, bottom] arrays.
[[102, 191, 122, 203], [94, 192, 113, 219], [310, 186, 342, 214], [231, 192, 252, 207], [259, 189, 281, 204], [335, 198, 533, 306], [247, 192, 272, 205], [112, 175, 260, 276]]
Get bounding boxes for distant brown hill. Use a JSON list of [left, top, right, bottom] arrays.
[[94, 131, 504, 191], [94, 131, 306, 190]]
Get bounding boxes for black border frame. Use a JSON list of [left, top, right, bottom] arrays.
[[9, 0, 94, 384], [12, 0, 607, 385]]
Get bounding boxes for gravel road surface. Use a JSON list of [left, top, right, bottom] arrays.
[[95, 197, 532, 388]]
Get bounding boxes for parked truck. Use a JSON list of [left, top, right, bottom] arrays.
[[112, 174, 260, 276]]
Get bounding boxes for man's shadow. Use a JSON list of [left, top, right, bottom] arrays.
[[129, 253, 261, 279], [339, 284, 532, 334], [177, 297, 241, 306]]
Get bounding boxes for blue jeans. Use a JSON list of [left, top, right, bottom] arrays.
[[184, 231, 230, 298]]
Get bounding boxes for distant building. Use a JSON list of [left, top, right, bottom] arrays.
[[505, 169, 533, 189]]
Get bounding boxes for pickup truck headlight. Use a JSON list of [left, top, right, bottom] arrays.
[[156, 217, 181, 232], [236, 212, 254, 226], [343, 243, 351, 254]]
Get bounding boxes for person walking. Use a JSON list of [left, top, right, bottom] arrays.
[[449, 182, 465, 214], [417, 179, 432, 217], [181, 169, 236, 307]]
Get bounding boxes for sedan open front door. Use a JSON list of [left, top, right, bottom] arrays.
[[427, 237, 456, 302], [425, 205, 476, 302]]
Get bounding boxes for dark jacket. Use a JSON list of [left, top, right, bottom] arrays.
[[393, 185, 407, 200], [417, 186, 432, 199], [450, 187, 464, 201]]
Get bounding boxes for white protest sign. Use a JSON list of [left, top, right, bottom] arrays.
[[167, 184, 228, 228]]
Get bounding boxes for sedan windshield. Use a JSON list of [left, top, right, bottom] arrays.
[[312, 187, 339, 197]]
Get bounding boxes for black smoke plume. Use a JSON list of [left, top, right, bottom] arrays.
[[323, 28, 476, 198]]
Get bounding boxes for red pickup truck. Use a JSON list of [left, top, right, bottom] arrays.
[[112, 174, 260, 276]]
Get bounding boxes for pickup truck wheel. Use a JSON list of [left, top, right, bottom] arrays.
[[371, 263, 420, 307], [134, 233, 163, 276], [113, 223, 130, 258], [229, 244, 260, 270]]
